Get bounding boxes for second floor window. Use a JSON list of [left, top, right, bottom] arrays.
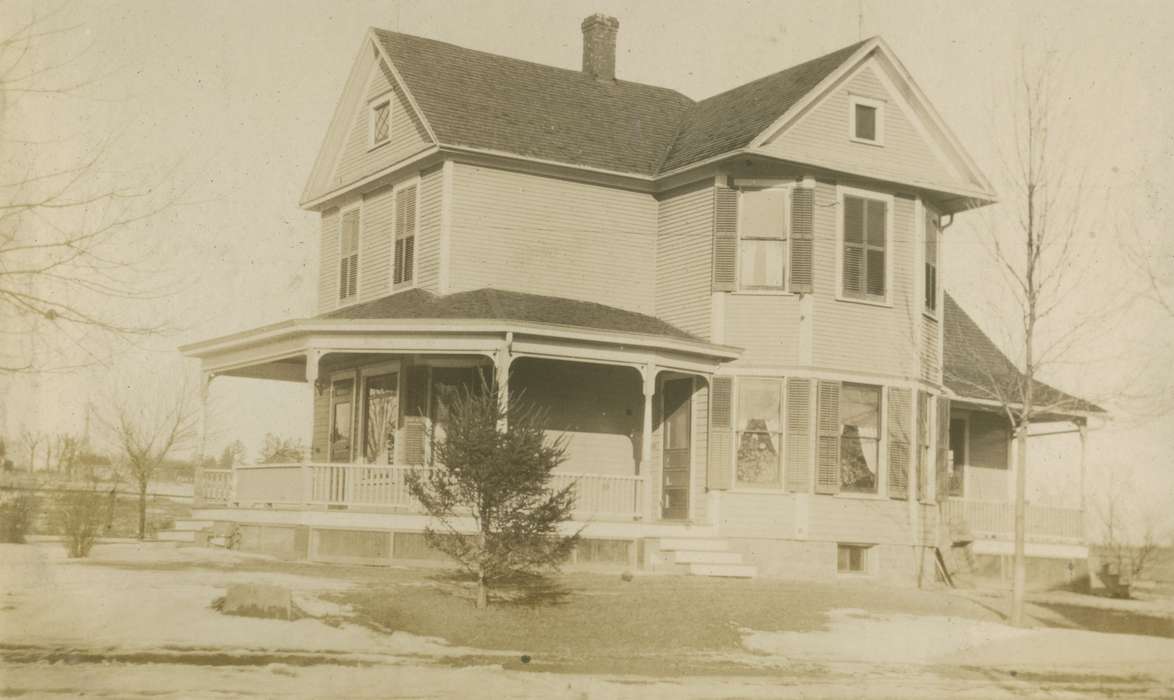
[[738, 188, 787, 290], [840, 383, 881, 494], [842, 194, 887, 301], [338, 209, 359, 301], [925, 211, 940, 313], [393, 184, 417, 286]]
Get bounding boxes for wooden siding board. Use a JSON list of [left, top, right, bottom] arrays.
[[318, 209, 341, 314], [448, 164, 657, 314], [811, 183, 919, 375], [724, 295, 801, 366], [358, 186, 394, 302], [762, 61, 958, 189], [655, 182, 713, 338], [330, 58, 433, 192], [415, 165, 443, 293]]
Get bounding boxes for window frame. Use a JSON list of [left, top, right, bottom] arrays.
[[328, 370, 358, 464], [836, 542, 874, 575], [732, 377, 787, 491], [337, 203, 362, 305], [848, 94, 885, 146], [736, 185, 792, 294], [924, 208, 941, 317], [835, 185, 894, 306], [391, 176, 421, 290], [368, 93, 392, 149], [837, 382, 884, 496], [359, 361, 402, 465]]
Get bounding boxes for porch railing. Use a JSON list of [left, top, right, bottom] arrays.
[[196, 468, 233, 504], [221, 463, 646, 521], [942, 497, 1085, 543]]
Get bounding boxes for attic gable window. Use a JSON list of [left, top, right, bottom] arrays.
[[849, 95, 884, 145], [370, 99, 391, 147]]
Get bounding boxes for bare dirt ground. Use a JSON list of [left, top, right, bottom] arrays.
[[2, 542, 1174, 699]]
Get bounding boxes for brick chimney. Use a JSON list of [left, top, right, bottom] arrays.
[[581, 14, 619, 81]]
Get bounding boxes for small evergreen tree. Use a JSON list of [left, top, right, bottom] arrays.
[[406, 384, 579, 609]]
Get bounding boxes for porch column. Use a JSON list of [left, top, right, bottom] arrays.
[[194, 371, 216, 507], [640, 363, 657, 521], [495, 334, 513, 432]]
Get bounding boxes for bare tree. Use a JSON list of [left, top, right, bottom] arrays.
[[52, 433, 81, 476], [218, 439, 247, 468], [1096, 468, 1168, 582], [947, 54, 1127, 626], [258, 434, 305, 464], [104, 384, 197, 540], [1, 2, 182, 373], [18, 428, 43, 471]]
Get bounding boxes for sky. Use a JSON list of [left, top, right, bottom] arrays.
[[2, 0, 1172, 535]]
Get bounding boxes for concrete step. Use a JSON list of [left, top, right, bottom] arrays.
[[658, 538, 730, 552], [171, 519, 214, 531], [157, 530, 197, 543], [208, 535, 229, 548], [687, 563, 758, 579], [672, 549, 744, 565]]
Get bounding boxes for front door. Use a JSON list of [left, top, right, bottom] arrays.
[[661, 378, 692, 520], [329, 377, 355, 463]]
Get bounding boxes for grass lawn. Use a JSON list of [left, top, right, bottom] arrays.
[[330, 569, 1004, 663]]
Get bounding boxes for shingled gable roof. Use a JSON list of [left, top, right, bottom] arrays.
[[372, 30, 694, 176], [943, 293, 1103, 416], [370, 29, 867, 177], [321, 287, 700, 342]]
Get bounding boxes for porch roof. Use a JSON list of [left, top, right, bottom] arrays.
[[943, 293, 1104, 419], [320, 288, 698, 340]]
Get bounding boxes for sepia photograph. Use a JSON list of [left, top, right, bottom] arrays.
[[2, 0, 1173, 697]]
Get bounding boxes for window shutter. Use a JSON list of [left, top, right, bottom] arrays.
[[707, 376, 733, 490], [402, 416, 428, 466], [886, 387, 912, 499], [394, 185, 417, 285], [711, 186, 738, 292], [338, 210, 360, 300], [338, 257, 350, 299], [935, 396, 951, 502], [784, 377, 812, 493], [790, 187, 814, 293], [815, 380, 841, 494]]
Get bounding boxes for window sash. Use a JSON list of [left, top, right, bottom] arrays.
[[842, 196, 886, 300], [372, 102, 390, 144], [738, 188, 788, 291], [924, 216, 939, 312], [840, 383, 881, 494], [736, 378, 785, 487], [854, 104, 877, 141]]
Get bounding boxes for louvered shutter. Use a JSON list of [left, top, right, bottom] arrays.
[[402, 416, 428, 466], [790, 187, 814, 293], [711, 187, 738, 292], [887, 387, 912, 499], [815, 380, 841, 494], [394, 185, 417, 285], [339, 210, 360, 300], [916, 391, 930, 499], [707, 377, 733, 490], [784, 377, 813, 493], [935, 396, 951, 502]]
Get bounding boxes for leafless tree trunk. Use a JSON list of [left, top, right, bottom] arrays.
[[19, 428, 42, 471], [102, 382, 196, 539]]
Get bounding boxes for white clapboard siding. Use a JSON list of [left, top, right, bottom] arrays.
[[761, 60, 960, 190], [807, 495, 920, 545], [655, 181, 714, 338], [723, 294, 802, 365], [448, 163, 657, 314], [330, 58, 433, 192], [719, 492, 799, 539], [358, 185, 395, 302], [317, 209, 341, 314], [414, 165, 443, 293], [811, 182, 919, 376]]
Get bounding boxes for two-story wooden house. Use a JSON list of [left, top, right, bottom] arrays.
[[181, 16, 1099, 585]]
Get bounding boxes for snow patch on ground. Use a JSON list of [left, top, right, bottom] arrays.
[[743, 606, 1174, 671]]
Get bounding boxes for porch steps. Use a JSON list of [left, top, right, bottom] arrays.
[[171, 519, 215, 531], [157, 530, 198, 543], [657, 538, 757, 578]]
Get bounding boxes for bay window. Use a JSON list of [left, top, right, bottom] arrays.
[[840, 383, 881, 493], [735, 378, 784, 487]]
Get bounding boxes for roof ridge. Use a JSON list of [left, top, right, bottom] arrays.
[[691, 38, 870, 106]]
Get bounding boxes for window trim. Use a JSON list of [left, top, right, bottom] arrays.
[[836, 382, 885, 497], [735, 184, 794, 294], [368, 92, 393, 150], [836, 542, 875, 575], [337, 203, 362, 307], [835, 185, 894, 307], [732, 376, 787, 491], [848, 94, 885, 146], [391, 175, 421, 291], [328, 370, 359, 464]]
